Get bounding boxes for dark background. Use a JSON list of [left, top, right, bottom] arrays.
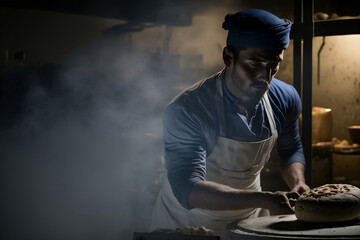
[[0, 1, 359, 239]]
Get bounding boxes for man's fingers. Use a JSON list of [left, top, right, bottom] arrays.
[[292, 184, 311, 195], [283, 203, 295, 214], [282, 195, 295, 214], [287, 191, 300, 199], [289, 198, 297, 207], [299, 185, 310, 194], [287, 207, 295, 214]]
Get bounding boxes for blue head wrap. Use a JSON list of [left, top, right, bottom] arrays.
[[222, 9, 291, 49]]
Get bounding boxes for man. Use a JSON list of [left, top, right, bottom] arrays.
[[151, 9, 310, 236]]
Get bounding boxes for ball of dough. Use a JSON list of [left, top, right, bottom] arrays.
[[295, 184, 360, 223]]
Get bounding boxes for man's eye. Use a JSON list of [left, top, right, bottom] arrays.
[[249, 62, 261, 67]]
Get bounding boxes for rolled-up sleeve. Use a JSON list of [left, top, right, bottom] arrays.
[[276, 87, 306, 168], [163, 103, 207, 210]]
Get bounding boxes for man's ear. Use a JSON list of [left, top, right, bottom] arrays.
[[223, 47, 234, 67]]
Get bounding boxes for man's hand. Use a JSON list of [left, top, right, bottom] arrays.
[[265, 191, 300, 215], [291, 182, 310, 195], [282, 162, 310, 195]]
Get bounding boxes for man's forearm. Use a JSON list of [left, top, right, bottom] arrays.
[[188, 181, 266, 210], [281, 162, 310, 193], [187, 180, 297, 215]]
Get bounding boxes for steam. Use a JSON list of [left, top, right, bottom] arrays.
[[0, 36, 170, 240], [0, 3, 243, 240]]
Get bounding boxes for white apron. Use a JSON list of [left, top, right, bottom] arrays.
[[150, 72, 278, 236]]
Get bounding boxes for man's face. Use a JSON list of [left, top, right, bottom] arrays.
[[226, 47, 284, 105]]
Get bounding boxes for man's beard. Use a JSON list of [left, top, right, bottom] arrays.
[[248, 83, 269, 101], [243, 90, 266, 108], [231, 67, 268, 107]]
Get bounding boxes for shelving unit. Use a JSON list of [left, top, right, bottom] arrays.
[[291, 0, 360, 186]]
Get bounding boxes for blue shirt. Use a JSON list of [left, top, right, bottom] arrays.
[[163, 71, 305, 210]]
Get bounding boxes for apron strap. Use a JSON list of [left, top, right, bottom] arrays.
[[215, 71, 227, 137], [263, 92, 277, 136]]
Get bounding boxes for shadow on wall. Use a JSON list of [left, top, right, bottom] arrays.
[[0, 37, 185, 240]]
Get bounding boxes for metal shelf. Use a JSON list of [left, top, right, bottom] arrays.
[[291, 18, 360, 38], [315, 18, 360, 37], [292, 0, 360, 187]]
